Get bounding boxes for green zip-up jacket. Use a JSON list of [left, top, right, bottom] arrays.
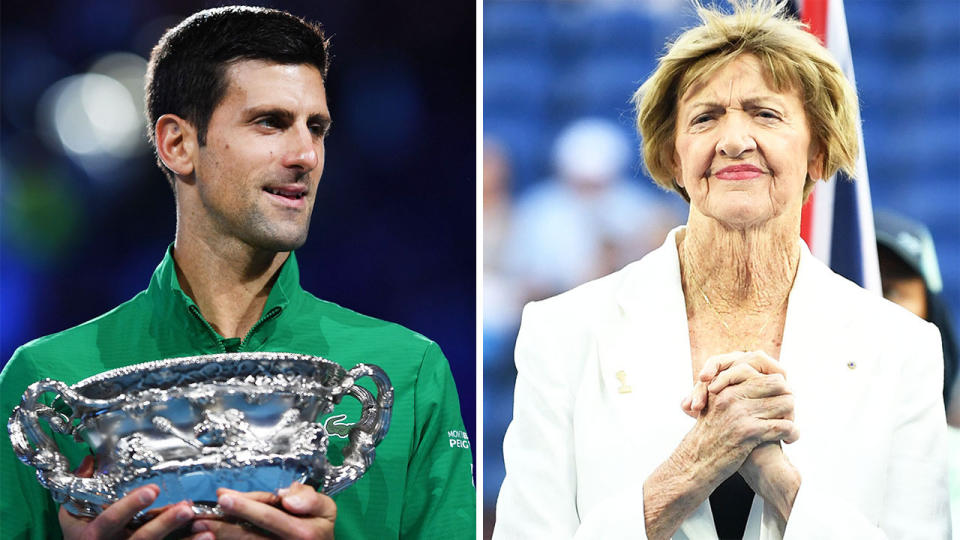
[[0, 248, 475, 539]]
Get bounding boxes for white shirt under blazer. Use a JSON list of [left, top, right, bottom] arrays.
[[495, 227, 950, 539]]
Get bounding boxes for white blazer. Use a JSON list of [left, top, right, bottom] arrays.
[[495, 227, 950, 539]]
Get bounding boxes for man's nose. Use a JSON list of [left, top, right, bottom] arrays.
[[282, 124, 321, 171], [715, 114, 757, 159]]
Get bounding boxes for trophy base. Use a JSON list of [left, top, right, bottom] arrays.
[[121, 464, 311, 521]]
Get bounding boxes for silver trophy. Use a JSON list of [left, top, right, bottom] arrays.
[[8, 352, 392, 522]]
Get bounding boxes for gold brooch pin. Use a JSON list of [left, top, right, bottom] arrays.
[[615, 370, 632, 394]]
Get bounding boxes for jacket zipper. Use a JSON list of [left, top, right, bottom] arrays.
[[188, 305, 227, 353], [239, 306, 282, 351], [189, 305, 282, 353]]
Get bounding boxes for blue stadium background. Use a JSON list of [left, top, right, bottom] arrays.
[[483, 0, 959, 535]]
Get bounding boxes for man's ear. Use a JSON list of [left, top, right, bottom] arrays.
[[155, 114, 197, 179]]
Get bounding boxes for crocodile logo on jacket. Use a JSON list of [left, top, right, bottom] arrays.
[[323, 414, 353, 439]]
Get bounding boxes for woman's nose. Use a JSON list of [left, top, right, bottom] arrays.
[[715, 115, 757, 158]]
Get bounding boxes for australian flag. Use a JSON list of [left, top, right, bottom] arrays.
[[790, 0, 882, 293]]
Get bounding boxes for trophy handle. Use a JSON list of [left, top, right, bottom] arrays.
[[8, 379, 117, 516], [321, 364, 393, 495]]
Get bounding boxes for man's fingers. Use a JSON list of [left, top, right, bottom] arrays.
[[218, 488, 281, 507], [129, 501, 196, 540], [190, 519, 239, 538], [192, 516, 276, 539], [213, 483, 336, 539], [217, 488, 313, 538], [279, 483, 336, 521], [85, 485, 160, 537]]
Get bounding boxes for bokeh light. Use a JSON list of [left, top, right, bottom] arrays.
[[37, 54, 147, 178]]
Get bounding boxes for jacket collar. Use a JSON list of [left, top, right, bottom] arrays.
[[146, 244, 299, 355], [614, 225, 847, 332], [615, 226, 685, 322]]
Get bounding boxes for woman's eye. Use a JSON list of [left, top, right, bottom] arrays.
[[757, 110, 780, 120], [692, 114, 713, 124]]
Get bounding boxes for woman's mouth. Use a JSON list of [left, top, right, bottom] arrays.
[[712, 164, 765, 180]]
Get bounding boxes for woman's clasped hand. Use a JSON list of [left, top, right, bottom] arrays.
[[680, 351, 801, 518]]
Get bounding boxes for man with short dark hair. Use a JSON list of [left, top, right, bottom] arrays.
[[0, 6, 474, 539]]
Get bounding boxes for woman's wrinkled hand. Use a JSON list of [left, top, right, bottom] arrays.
[[678, 349, 802, 521], [675, 350, 798, 483], [681, 350, 788, 419]]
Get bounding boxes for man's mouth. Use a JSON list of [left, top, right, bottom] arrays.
[[263, 186, 306, 200]]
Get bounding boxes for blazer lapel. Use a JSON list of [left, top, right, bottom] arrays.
[[602, 228, 694, 451], [778, 242, 854, 469], [596, 229, 718, 538]]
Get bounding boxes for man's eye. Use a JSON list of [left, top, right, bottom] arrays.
[[692, 114, 713, 125], [309, 125, 328, 137], [757, 110, 780, 120], [257, 117, 280, 129]]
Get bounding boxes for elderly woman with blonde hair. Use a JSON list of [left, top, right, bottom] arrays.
[[493, 1, 950, 539]]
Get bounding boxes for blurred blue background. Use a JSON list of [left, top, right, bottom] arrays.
[[0, 0, 476, 466], [483, 0, 959, 536]]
